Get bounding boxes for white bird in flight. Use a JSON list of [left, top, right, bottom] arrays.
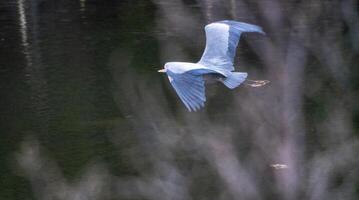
[[158, 20, 268, 111]]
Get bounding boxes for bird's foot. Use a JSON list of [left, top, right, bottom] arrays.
[[244, 79, 270, 87]]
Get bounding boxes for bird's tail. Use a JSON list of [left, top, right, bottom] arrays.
[[221, 72, 248, 89]]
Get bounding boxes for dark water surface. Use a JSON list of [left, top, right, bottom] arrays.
[[1, 0, 358, 199]]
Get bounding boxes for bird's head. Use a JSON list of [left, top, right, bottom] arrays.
[[158, 63, 168, 73], [158, 68, 167, 73], [158, 62, 185, 74]]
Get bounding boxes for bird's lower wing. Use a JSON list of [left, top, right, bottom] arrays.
[[168, 73, 206, 112]]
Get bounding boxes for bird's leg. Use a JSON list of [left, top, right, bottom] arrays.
[[244, 79, 270, 87]]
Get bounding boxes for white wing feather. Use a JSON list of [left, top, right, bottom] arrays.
[[167, 72, 206, 112], [198, 20, 265, 74]]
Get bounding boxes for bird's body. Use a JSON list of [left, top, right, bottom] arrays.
[[164, 62, 225, 78], [159, 20, 267, 111]]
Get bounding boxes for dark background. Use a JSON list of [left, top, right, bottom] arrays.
[[0, 0, 358, 199]]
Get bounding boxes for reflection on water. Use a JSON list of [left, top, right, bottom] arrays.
[[0, 0, 358, 199], [17, 0, 28, 51], [79, 0, 86, 13]]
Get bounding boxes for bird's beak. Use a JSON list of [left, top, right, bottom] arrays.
[[158, 69, 166, 73]]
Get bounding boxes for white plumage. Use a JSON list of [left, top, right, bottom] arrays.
[[159, 20, 266, 111]]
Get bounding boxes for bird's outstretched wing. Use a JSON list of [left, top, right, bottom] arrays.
[[198, 20, 265, 73], [167, 72, 206, 112]]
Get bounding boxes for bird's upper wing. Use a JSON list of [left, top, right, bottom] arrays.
[[198, 20, 265, 73], [167, 71, 206, 112]]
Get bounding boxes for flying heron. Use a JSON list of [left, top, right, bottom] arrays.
[[158, 20, 268, 111]]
